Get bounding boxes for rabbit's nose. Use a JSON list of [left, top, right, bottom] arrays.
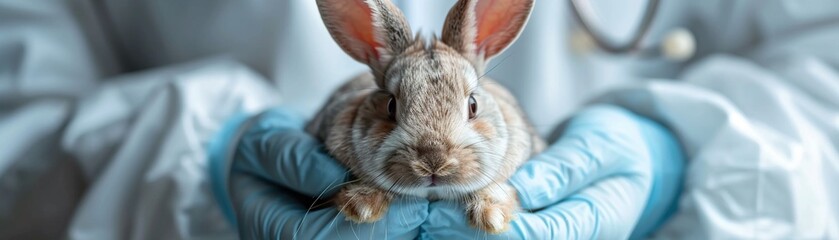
[[433, 158, 459, 176], [411, 141, 459, 176], [410, 160, 433, 177], [410, 157, 459, 177]]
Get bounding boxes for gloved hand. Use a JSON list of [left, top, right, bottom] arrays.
[[209, 105, 683, 239], [421, 105, 685, 239], [208, 108, 428, 240]]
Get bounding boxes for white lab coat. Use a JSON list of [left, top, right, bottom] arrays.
[[0, 0, 837, 239]]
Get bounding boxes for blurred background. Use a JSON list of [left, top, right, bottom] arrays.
[[1, 0, 838, 239]]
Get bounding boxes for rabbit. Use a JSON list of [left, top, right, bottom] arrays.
[[306, 0, 544, 234]]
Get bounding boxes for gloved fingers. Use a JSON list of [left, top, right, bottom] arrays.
[[233, 108, 350, 197], [230, 172, 428, 240], [424, 174, 650, 240], [424, 199, 539, 240], [509, 105, 655, 210]]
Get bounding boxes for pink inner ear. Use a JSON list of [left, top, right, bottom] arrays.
[[474, 0, 501, 43], [473, 0, 528, 57], [329, 0, 380, 62], [349, 0, 379, 61]]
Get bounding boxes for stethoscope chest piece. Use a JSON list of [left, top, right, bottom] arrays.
[[569, 0, 695, 61]]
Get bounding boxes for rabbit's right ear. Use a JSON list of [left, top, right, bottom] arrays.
[[442, 0, 534, 73], [317, 0, 413, 80]]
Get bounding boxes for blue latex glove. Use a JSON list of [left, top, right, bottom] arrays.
[[208, 108, 428, 239], [209, 105, 683, 239], [421, 105, 685, 239]]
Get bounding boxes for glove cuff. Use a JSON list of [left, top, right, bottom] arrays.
[[208, 111, 260, 226], [629, 111, 686, 239]]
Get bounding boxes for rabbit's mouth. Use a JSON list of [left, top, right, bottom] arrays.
[[372, 160, 497, 199], [422, 174, 453, 187], [388, 181, 487, 199], [379, 151, 485, 187]]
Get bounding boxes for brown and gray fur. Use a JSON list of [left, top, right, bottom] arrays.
[[308, 0, 543, 234]]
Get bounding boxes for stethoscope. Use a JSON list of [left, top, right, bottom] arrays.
[[568, 0, 696, 61]]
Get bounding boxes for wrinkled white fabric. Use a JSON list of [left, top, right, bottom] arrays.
[[1, 0, 838, 239], [61, 59, 280, 240], [599, 55, 839, 239]]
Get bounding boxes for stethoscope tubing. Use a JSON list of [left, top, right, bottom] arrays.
[[568, 0, 661, 54]]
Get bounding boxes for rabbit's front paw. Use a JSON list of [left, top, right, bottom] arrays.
[[466, 183, 519, 234], [334, 183, 392, 223]]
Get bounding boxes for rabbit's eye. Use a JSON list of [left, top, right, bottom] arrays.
[[468, 95, 477, 119], [387, 96, 397, 121]]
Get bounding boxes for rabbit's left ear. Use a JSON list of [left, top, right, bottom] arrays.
[[441, 0, 534, 72]]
